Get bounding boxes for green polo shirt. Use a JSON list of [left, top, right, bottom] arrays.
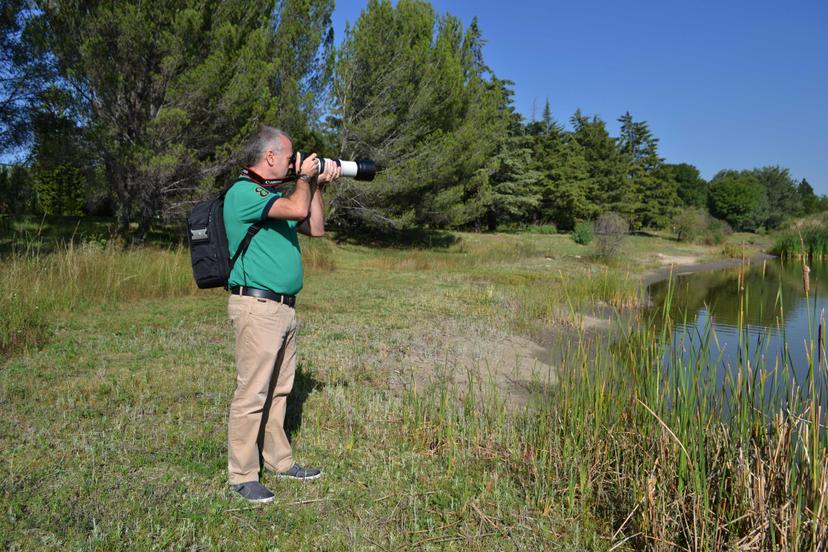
[[224, 179, 303, 295]]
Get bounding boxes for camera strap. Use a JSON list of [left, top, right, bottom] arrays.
[[240, 166, 296, 189]]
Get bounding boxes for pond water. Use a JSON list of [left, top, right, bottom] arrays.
[[646, 258, 828, 411]]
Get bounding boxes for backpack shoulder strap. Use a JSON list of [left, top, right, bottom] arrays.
[[229, 222, 262, 274], [224, 177, 264, 289]]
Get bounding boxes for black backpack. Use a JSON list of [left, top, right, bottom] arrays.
[[187, 180, 261, 289]]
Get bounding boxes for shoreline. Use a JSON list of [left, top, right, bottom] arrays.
[[641, 252, 778, 288]]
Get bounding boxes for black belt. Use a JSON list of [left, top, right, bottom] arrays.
[[230, 286, 296, 308]]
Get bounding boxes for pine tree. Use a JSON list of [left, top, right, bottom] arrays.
[[617, 111, 677, 229], [570, 110, 627, 219], [331, 0, 509, 231]]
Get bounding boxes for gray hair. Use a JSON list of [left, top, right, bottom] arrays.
[[244, 126, 291, 165]]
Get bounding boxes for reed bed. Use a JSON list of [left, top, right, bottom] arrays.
[[772, 221, 828, 259], [404, 270, 827, 550]]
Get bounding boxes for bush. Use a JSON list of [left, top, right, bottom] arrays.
[[572, 221, 593, 245], [673, 207, 732, 245], [721, 242, 745, 258], [534, 224, 557, 235], [593, 212, 629, 258], [704, 217, 732, 245], [674, 208, 707, 242]]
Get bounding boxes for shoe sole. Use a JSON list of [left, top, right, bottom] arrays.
[[275, 472, 322, 481], [238, 494, 275, 503]]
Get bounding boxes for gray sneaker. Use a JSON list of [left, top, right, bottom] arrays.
[[231, 481, 275, 503], [275, 463, 322, 480]]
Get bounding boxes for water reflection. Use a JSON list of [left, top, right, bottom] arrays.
[[647, 259, 828, 410]]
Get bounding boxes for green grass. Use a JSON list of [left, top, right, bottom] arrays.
[[1, 223, 825, 549]]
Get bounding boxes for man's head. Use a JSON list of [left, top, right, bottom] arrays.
[[245, 126, 293, 179]]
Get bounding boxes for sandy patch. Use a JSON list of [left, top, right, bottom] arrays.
[[655, 253, 700, 266], [387, 319, 556, 406]]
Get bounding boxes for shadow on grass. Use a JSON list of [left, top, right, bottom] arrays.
[[256, 362, 325, 471], [331, 225, 459, 249], [283, 363, 325, 442], [0, 215, 186, 255]]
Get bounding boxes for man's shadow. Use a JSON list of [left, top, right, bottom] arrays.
[[283, 362, 325, 440], [257, 362, 324, 469]]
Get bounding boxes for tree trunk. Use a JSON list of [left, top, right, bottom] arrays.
[[486, 209, 497, 232], [133, 179, 159, 244], [106, 158, 132, 238]]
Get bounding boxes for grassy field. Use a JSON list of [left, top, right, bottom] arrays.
[[1, 222, 822, 550]]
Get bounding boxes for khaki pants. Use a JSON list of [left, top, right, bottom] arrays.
[[227, 294, 297, 484]]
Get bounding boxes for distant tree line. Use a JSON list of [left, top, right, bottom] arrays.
[[0, 0, 824, 241]]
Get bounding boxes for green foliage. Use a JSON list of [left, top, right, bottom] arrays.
[[673, 207, 731, 244], [572, 221, 593, 245], [22, 0, 334, 240], [704, 216, 732, 245], [31, 164, 85, 216], [616, 112, 677, 229], [570, 111, 629, 219], [771, 219, 828, 258], [708, 170, 768, 232], [751, 166, 802, 229], [674, 207, 707, 242], [798, 179, 820, 215], [5, 0, 823, 237], [0, 165, 36, 215], [330, 1, 510, 231], [665, 163, 708, 208]]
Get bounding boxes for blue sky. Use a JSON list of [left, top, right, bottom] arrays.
[[331, 0, 828, 192]]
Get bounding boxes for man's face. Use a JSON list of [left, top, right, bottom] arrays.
[[265, 135, 293, 178]]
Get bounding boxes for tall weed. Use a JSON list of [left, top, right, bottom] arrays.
[[0, 242, 197, 354]]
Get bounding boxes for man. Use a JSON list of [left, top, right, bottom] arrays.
[[223, 126, 340, 503]]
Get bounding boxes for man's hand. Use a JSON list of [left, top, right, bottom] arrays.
[[297, 152, 319, 179], [317, 159, 342, 186]]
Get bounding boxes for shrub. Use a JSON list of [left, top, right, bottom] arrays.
[[593, 212, 629, 258], [534, 224, 557, 235], [674, 208, 707, 242], [721, 242, 745, 258], [572, 221, 593, 245], [704, 217, 732, 245]]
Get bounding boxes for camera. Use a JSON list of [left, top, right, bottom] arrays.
[[291, 152, 377, 182]]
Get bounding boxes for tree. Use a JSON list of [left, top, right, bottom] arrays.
[[330, 1, 509, 231], [542, 137, 596, 230], [752, 166, 801, 228], [617, 111, 677, 229], [23, 0, 334, 241], [483, 114, 543, 230], [570, 110, 627, 219], [798, 178, 819, 215], [708, 170, 768, 231], [32, 164, 85, 215], [664, 163, 707, 208], [0, 1, 55, 156]]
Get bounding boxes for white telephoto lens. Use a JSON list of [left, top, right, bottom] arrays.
[[339, 160, 359, 178]]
